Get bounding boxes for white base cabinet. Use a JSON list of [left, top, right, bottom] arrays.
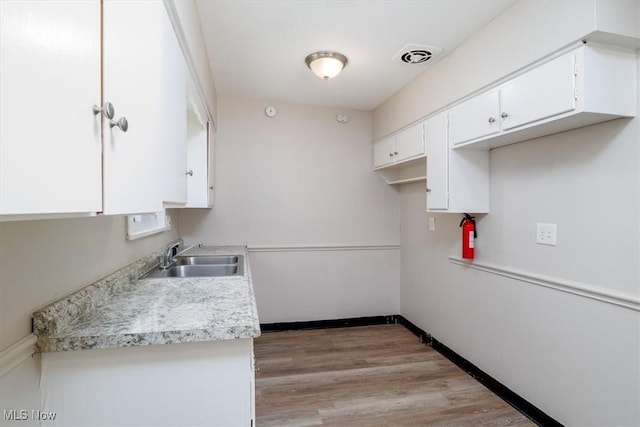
[[426, 113, 489, 213], [40, 339, 255, 427]]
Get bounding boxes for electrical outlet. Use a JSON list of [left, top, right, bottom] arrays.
[[536, 223, 557, 246], [429, 217, 436, 231]]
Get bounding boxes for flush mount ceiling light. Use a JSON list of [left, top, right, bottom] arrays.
[[305, 51, 348, 80]]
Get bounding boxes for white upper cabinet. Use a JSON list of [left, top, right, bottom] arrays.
[[426, 113, 489, 213], [373, 137, 396, 169], [1, 1, 205, 220], [373, 122, 424, 169], [451, 43, 636, 150], [185, 80, 214, 208], [394, 124, 425, 162], [425, 113, 449, 211], [160, 6, 188, 208], [0, 0, 102, 217], [102, 0, 167, 215], [449, 91, 500, 146], [373, 122, 426, 185], [500, 52, 576, 131]]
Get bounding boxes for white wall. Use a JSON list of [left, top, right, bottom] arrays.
[[179, 96, 401, 322], [375, 0, 640, 425], [0, 215, 178, 421]]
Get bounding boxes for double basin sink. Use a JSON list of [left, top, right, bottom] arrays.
[[144, 255, 244, 279]]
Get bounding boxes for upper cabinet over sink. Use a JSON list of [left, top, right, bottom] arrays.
[[450, 43, 636, 150], [0, 0, 102, 217], [0, 0, 217, 221]]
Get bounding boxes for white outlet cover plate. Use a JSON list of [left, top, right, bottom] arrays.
[[536, 223, 557, 246], [429, 217, 436, 231]]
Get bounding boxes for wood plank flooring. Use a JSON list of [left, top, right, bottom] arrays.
[[254, 324, 535, 426]]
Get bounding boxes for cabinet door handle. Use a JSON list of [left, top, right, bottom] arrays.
[[501, 112, 509, 119], [426, 188, 432, 192], [488, 117, 496, 124], [209, 186, 214, 190], [389, 153, 394, 157], [394, 151, 398, 155], [186, 170, 194, 177], [92, 102, 114, 120], [109, 116, 128, 132]]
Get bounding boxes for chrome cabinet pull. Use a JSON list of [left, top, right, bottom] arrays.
[[488, 117, 496, 124], [109, 116, 128, 132], [186, 170, 194, 177], [92, 102, 115, 120], [501, 112, 509, 118], [389, 153, 394, 157]]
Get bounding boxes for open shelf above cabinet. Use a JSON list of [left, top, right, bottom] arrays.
[[374, 156, 426, 185]]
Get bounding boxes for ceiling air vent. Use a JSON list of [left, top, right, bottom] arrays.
[[392, 44, 443, 65]]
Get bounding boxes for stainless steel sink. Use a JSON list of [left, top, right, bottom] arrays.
[[144, 255, 244, 279], [175, 255, 240, 266]]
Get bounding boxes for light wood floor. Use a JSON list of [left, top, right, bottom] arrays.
[[255, 324, 535, 426]]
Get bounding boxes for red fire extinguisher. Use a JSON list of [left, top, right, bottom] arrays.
[[459, 213, 477, 259]]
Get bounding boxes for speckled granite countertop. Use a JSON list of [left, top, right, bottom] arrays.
[[33, 244, 261, 352]]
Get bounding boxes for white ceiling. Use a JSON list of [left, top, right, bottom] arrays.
[[196, 0, 516, 111]]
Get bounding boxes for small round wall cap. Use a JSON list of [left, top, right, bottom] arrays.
[[336, 113, 349, 123], [265, 106, 277, 117]]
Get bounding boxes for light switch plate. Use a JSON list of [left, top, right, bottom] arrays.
[[429, 217, 436, 231], [536, 223, 557, 246]]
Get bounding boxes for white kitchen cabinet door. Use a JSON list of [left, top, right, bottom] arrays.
[[0, 0, 102, 216], [373, 137, 396, 168], [500, 52, 576, 131], [394, 123, 424, 162], [425, 113, 449, 211], [185, 113, 209, 208], [449, 90, 500, 146], [161, 7, 188, 207], [185, 71, 214, 208], [102, 0, 165, 215], [207, 126, 215, 207]]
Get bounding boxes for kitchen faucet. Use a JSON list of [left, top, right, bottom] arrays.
[[161, 242, 181, 270], [160, 242, 203, 270]]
